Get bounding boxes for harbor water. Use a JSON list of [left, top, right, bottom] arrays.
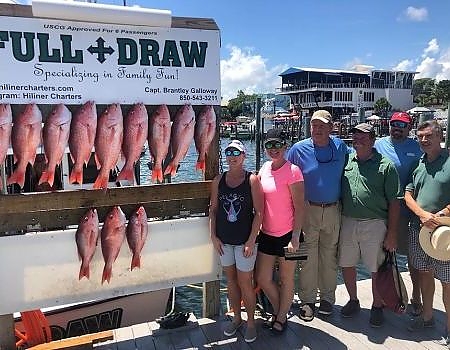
[[139, 138, 408, 317]]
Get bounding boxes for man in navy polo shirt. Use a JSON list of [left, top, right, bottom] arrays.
[[287, 110, 351, 320]]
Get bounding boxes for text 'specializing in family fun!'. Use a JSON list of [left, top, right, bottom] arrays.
[[0, 17, 221, 105]]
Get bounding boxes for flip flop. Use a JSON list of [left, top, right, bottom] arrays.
[[271, 320, 287, 335], [263, 314, 276, 329]]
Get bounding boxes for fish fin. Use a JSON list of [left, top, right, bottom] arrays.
[[131, 254, 141, 271], [116, 166, 134, 183], [7, 169, 25, 188], [93, 174, 108, 190], [38, 169, 55, 187], [69, 168, 83, 185], [79, 263, 90, 280], [101, 265, 112, 284], [94, 154, 101, 170]]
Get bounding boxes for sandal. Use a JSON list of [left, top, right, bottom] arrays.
[[271, 319, 287, 335], [263, 314, 276, 329], [409, 299, 423, 317], [299, 303, 315, 322]]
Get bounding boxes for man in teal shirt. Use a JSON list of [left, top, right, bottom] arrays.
[[405, 120, 450, 345], [339, 123, 402, 327]]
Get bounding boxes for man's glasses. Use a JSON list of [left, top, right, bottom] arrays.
[[264, 141, 284, 149], [390, 121, 408, 129], [224, 148, 243, 156]]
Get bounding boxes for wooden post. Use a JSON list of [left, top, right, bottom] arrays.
[[255, 97, 262, 172], [203, 107, 221, 318], [0, 314, 15, 350]]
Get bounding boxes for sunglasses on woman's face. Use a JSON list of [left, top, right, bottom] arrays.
[[264, 140, 284, 149], [224, 148, 243, 156], [390, 121, 408, 129]]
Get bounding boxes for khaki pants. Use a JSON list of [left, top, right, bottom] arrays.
[[297, 202, 341, 304]]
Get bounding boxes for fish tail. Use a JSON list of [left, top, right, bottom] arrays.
[[131, 254, 141, 271], [163, 162, 178, 177], [69, 168, 83, 185], [101, 265, 112, 284], [79, 263, 90, 280], [195, 160, 205, 172], [117, 166, 134, 183], [7, 169, 25, 188], [38, 169, 55, 187], [151, 168, 163, 183], [93, 174, 108, 190]]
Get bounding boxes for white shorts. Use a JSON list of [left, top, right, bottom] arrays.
[[220, 244, 258, 272], [339, 216, 386, 273]]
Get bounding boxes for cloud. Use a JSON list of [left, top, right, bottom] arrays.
[[403, 6, 428, 22], [393, 59, 414, 71], [220, 45, 287, 103], [423, 38, 439, 57]]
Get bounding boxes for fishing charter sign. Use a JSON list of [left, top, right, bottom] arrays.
[[0, 16, 220, 105]]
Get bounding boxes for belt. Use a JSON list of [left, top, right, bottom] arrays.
[[308, 201, 338, 208]]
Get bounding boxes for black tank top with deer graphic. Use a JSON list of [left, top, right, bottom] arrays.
[[216, 171, 254, 245]]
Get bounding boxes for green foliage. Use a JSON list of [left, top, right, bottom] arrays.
[[373, 97, 392, 117], [435, 80, 450, 104], [227, 90, 258, 118], [412, 78, 450, 106]]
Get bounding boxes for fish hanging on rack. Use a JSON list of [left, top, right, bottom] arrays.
[[69, 101, 97, 185], [126, 206, 148, 270], [148, 104, 171, 183], [194, 105, 216, 172], [8, 103, 42, 188], [0, 104, 12, 188], [75, 208, 99, 280], [39, 104, 72, 187], [164, 104, 195, 177]]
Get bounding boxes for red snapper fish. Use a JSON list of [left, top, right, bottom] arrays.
[[39, 104, 72, 187], [7, 103, 42, 188], [126, 206, 148, 270], [101, 206, 126, 284], [164, 104, 195, 177], [69, 101, 97, 185], [194, 105, 216, 172], [117, 103, 148, 184], [93, 104, 123, 190], [0, 104, 12, 188], [148, 104, 171, 183], [75, 208, 99, 280]]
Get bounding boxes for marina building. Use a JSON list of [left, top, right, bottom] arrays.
[[277, 66, 417, 118]]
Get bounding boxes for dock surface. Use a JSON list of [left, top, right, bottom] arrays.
[[93, 272, 447, 349]]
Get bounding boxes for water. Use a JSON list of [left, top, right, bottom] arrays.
[[140, 139, 408, 317]]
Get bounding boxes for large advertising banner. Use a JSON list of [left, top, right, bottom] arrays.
[[0, 16, 221, 105]]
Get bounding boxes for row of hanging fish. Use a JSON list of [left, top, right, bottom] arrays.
[[0, 102, 217, 189], [75, 205, 148, 284]]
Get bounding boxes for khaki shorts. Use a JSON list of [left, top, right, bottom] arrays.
[[339, 216, 386, 273]]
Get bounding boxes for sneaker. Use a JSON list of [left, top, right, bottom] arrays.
[[299, 303, 315, 322], [369, 306, 384, 328], [223, 320, 242, 336], [341, 299, 360, 318], [318, 300, 333, 315], [407, 316, 435, 332], [433, 333, 450, 347], [244, 326, 257, 343]]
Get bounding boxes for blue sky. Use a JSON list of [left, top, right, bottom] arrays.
[[14, 0, 450, 102]]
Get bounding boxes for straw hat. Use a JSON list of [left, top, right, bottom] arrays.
[[419, 217, 450, 261]]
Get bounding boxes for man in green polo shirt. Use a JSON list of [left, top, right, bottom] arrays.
[[339, 123, 402, 327], [405, 120, 450, 345]]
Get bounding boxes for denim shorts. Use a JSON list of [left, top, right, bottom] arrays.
[[219, 243, 258, 272]]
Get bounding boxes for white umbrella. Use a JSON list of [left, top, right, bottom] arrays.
[[407, 106, 432, 114], [366, 115, 381, 121]]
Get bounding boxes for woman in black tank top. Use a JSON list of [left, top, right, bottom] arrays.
[[209, 140, 264, 342]]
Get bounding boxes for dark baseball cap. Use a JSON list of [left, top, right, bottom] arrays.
[[265, 128, 287, 142]]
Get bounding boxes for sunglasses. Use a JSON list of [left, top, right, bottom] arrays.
[[390, 121, 408, 129], [264, 141, 284, 149], [225, 148, 243, 157]]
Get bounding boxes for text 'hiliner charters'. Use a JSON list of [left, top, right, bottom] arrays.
[[0, 31, 208, 67]]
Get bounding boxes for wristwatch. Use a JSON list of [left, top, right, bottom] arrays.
[[438, 210, 446, 217]]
